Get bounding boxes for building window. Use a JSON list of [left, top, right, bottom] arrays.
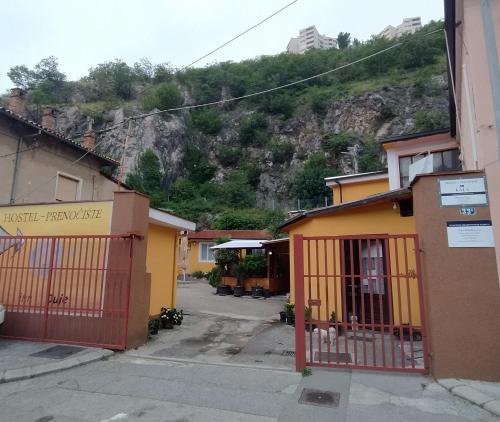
[[399, 148, 461, 187], [199, 242, 215, 262], [55, 172, 81, 201]]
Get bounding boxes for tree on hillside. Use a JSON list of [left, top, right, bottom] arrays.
[[142, 82, 183, 111], [126, 149, 166, 207], [8, 56, 67, 104], [291, 153, 336, 209], [337, 32, 351, 49]]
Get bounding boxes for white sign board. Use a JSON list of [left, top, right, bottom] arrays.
[[439, 177, 488, 207], [447, 220, 495, 248]]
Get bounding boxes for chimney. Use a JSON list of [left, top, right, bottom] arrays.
[[41, 107, 57, 130], [7, 88, 26, 116], [82, 131, 96, 150]]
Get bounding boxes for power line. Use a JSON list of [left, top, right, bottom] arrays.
[[20, 27, 444, 198], [95, 27, 442, 135], [183, 0, 299, 68]]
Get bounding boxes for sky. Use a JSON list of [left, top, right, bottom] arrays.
[[0, 0, 444, 92]]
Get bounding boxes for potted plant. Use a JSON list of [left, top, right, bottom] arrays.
[[251, 285, 264, 298], [148, 318, 160, 336], [329, 311, 343, 336], [304, 306, 312, 331], [284, 303, 295, 325], [279, 304, 287, 322], [233, 262, 249, 297], [160, 307, 174, 329]]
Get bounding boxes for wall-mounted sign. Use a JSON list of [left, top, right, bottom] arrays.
[[439, 177, 488, 207], [460, 207, 476, 216], [447, 220, 495, 248]]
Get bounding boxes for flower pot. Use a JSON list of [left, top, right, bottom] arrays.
[[285, 314, 295, 325], [233, 285, 244, 297], [218, 284, 232, 296], [279, 311, 287, 322], [161, 318, 174, 329], [251, 286, 264, 298]]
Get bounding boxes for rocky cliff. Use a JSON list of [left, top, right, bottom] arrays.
[[52, 74, 448, 209]]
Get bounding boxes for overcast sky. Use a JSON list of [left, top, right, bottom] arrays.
[[1, 0, 444, 92]]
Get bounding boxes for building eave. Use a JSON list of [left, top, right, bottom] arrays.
[[279, 188, 412, 231]]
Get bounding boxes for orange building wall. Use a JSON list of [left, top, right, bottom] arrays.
[[146, 223, 178, 315], [286, 203, 419, 324], [331, 178, 389, 204], [188, 241, 216, 274]]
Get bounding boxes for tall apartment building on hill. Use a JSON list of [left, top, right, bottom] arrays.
[[287, 25, 337, 54], [379, 17, 422, 39]]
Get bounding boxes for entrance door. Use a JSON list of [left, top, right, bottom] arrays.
[[343, 239, 389, 326]]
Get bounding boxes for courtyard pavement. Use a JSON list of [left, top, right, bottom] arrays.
[[0, 279, 497, 421]]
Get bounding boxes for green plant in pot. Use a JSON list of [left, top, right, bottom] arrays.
[[329, 311, 343, 335], [213, 237, 239, 295], [304, 306, 313, 331], [284, 303, 295, 325], [233, 261, 249, 297], [148, 318, 160, 336], [279, 304, 287, 322]]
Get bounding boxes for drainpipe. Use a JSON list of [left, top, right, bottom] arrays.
[[10, 131, 41, 204], [9, 136, 22, 204]]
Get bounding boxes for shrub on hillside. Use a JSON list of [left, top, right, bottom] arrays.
[[238, 113, 267, 146], [269, 137, 294, 164], [191, 108, 223, 135], [142, 82, 183, 111]]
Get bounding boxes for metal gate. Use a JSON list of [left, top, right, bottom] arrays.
[[293, 234, 429, 373], [0, 234, 135, 349]]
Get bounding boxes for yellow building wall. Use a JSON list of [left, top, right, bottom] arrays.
[[188, 241, 216, 273], [287, 203, 422, 326], [332, 178, 389, 204], [146, 223, 179, 315]]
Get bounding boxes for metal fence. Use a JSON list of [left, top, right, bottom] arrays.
[[293, 234, 429, 373], [0, 234, 135, 349]]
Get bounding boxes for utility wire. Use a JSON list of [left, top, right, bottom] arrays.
[[183, 0, 299, 68], [95, 27, 443, 135], [19, 27, 443, 198]]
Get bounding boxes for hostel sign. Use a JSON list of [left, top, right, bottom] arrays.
[[438, 177, 488, 207], [0, 202, 113, 236]]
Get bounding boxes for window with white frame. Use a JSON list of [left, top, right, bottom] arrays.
[[398, 148, 461, 187], [199, 242, 215, 262], [55, 172, 82, 202]]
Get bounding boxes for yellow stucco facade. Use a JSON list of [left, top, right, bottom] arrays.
[[331, 178, 389, 204], [286, 202, 421, 326], [146, 223, 179, 315], [188, 240, 216, 273]]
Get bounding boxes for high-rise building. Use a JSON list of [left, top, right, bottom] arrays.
[[286, 25, 338, 54], [379, 17, 422, 39]]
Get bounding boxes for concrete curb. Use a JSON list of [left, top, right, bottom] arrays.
[[438, 378, 500, 418], [0, 349, 114, 384]]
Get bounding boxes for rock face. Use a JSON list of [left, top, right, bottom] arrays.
[[53, 76, 448, 208]]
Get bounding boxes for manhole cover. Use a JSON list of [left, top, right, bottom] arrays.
[[298, 388, 340, 408], [30, 345, 84, 359], [314, 352, 351, 363], [281, 350, 295, 357]]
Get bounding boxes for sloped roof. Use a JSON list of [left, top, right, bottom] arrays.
[[0, 107, 118, 166], [279, 188, 412, 230], [188, 229, 271, 240]]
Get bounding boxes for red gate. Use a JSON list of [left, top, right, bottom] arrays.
[[0, 234, 135, 349], [294, 234, 429, 373]]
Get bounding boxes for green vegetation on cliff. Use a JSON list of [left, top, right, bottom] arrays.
[[5, 21, 449, 231]]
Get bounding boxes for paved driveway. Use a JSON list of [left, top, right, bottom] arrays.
[[128, 280, 295, 369]]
